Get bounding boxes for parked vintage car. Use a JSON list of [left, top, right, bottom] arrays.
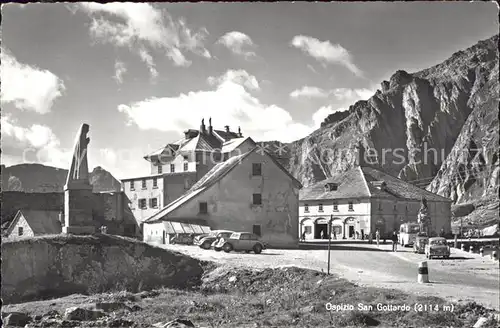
[[413, 233, 429, 254], [195, 230, 234, 250], [425, 237, 450, 259], [170, 233, 194, 245], [214, 232, 266, 254]]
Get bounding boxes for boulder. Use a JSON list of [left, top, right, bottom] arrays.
[[3, 312, 32, 327], [153, 318, 196, 328], [94, 302, 131, 313], [63, 307, 105, 321]]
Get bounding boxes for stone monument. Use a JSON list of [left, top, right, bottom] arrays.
[[62, 123, 95, 234], [417, 196, 431, 236]]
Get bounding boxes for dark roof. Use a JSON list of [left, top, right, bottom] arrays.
[[7, 210, 62, 235], [300, 166, 452, 202], [145, 147, 301, 223], [214, 129, 240, 141]]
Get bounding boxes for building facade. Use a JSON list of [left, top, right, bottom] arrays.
[[299, 166, 453, 240], [143, 147, 302, 248], [121, 119, 253, 229]]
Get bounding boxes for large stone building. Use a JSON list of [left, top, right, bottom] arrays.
[[121, 119, 256, 228], [143, 145, 302, 248], [299, 165, 452, 240]]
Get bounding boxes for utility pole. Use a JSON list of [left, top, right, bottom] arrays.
[[327, 215, 333, 275]]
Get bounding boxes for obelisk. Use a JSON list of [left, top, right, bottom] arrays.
[[62, 123, 95, 234]]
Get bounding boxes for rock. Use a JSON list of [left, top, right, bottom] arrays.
[[228, 276, 237, 283], [473, 317, 490, 328], [299, 305, 315, 313], [153, 318, 195, 328], [130, 305, 143, 312], [137, 290, 160, 299], [63, 307, 105, 321], [3, 312, 32, 327], [107, 319, 135, 327], [94, 302, 131, 313], [316, 279, 323, 285]]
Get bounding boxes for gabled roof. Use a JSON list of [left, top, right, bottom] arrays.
[[213, 129, 240, 141], [221, 137, 252, 153], [144, 147, 302, 223], [7, 210, 62, 235], [300, 165, 452, 202]]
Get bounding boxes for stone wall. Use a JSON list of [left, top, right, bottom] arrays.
[[1, 234, 204, 304]]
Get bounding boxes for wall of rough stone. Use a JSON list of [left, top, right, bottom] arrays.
[[1, 234, 204, 304]]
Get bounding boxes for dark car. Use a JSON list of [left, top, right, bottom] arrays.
[[194, 230, 233, 250], [215, 232, 266, 254]]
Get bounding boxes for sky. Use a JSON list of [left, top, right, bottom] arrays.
[[1, 2, 498, 179]]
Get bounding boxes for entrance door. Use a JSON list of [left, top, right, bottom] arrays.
[[348, 226, 355, 238], [315, 224, 327, 239]]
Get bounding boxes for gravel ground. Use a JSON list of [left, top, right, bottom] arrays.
[[160, 243, 500, 311]]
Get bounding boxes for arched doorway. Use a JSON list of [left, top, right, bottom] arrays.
[[331, 218, 342, 240], [374, 217, 386, 238], [300, 218, 312, 240], [314, 218, 329, 239], [345, 217, 356, 239]]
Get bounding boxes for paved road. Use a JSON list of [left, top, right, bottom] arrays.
[[160, 242, 500, 310]]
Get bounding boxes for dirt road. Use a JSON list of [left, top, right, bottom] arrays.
[[161, 242, 500, 310]]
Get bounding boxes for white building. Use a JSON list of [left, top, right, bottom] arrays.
[[299, 165, 453, 240]]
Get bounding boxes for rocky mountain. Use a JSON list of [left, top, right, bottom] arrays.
[[1, 164, 121, 193], [265, 35, 499, 227]]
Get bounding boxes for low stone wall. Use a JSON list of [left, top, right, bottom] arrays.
[[1, 234, 204, 304]]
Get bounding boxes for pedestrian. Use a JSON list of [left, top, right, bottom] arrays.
[[391, 231, 398, 252], [333, 230, 336, 240], [375, 229, 380, 247], [355, 231, 359, 240], [368, 232, 373, 244], [301, 231, 306, 242], [320, 230, 324, 239]]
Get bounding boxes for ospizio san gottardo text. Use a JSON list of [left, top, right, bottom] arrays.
[[325, 303, 454, 312]]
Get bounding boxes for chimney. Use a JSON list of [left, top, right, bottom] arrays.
[[208, 117, 213, 135], [238, 126, 242, 137], [225, 125, 230, 133], [200, 118, 206, 134]]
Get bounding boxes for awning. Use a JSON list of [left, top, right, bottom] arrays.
[[161, 220, 211, 234]]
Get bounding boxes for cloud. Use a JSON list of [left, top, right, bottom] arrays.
[[207, 69, 260, 91], [290, 35, 362, 77], [1, 115, 70, 167], [0, 50, 65, 114], [330, 88, 373, 101], [117, 69, 312, 143], [290, 86, 329, 99], [114, 60, 127, 84], [217, 31, 256, 59], [78, 3, 210, 77], [312, 106, 348, 128]]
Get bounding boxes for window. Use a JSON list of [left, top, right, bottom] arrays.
[[158, 165, 163, 174], [141, 179, 147, 189], [304, 204, 309, 212], [139, 199, 147, 209], [183, 162, 188, 171], [348, 201, 354, 211], [252, 163, 262, 176], [18, 226, 23, 236], [253, 224, 261, 236], [150, 198, 158, 208], [199, 202, 208, 214], [304, 226, 312, 234], [153, 178, 158, 188], [318, 204, 323, 212], [170, 164, 175, 173], [184, 179, 190, 190], [130, 180, 135, 190], [252, 193, 262, 205], [393, 204, 397, 212], [333, 202, 338, 211], [378, 203, 382, 211]]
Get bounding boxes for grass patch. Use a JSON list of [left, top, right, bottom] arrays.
[[3, 265, 498, 328]]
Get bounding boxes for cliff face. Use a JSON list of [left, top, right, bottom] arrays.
[[273, 35, 498, 204], [1, 164, 121, 193]]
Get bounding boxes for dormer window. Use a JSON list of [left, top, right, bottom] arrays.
[[372, 181, 387, 191], [304, 204, 309, 212], [318, 204, 323, 212], [325, 183, 338, 192]]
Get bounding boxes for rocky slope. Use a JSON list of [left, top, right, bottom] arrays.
[[263, 35, 499, 226], [1, 234, 204, 304], [1, 164, 121, 193]]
